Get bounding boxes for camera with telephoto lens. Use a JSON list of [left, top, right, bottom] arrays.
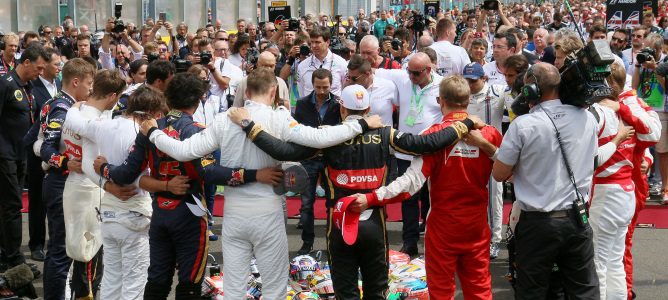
[[299, 44, 311, 56], [199, 51, 212, 65], [636, 47, 656, 64], [0, 31, 5, 50], [113, 2, 125, 34]]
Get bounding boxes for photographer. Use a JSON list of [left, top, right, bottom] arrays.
[[492, 63, 600, 299], [228, 34, 251, 70], [359, 35, 400, 69], [639, 32, 668, 204], [99, 17, 144, 71], [624, 26, 649, 76], [197, 38, 243, 106], [233, 51, 290, 108], [279, 35, 310, 109], [391, 28, 414, 69], [296, 26, 348, 97]]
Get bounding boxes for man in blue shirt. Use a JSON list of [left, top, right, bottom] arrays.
[[373, 10, 395, 39]]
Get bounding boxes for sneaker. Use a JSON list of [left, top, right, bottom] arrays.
[[31, 249, 45, 261], [649, 183, 662, 197], [316, 185, 326, 197], [208, 230, 219, 241], [419, 222, 426, 235], [662, 193, 668, 205], [297, 242, 313, 255], [286, 191, 297, 197], [490, 242, 500, 259]]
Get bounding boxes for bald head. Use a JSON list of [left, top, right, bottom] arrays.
[[408, 52, 431, 68], [257, 51, 277, 70], [526, 62, 561, 99], [407, 53, 432, 87], [418, 35, 434, 50]]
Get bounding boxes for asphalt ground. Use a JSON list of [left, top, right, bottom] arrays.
[[11, 203, 668, 299]]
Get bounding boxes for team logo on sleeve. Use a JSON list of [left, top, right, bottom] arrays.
[[14, 90, 23, 101]]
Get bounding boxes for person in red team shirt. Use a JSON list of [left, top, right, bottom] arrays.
[[350, 75, 502, 299]]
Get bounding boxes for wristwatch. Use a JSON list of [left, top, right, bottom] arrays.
[[240, 119, 252, 128]]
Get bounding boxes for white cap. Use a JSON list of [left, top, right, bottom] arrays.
[[339, 84, 369, 110]]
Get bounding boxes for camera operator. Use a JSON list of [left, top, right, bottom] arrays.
[[359, 35, 400, 69], [492, 63, 600, 298], [296, 26, 348, 97], [430, 18, 471, 76], [197, 38, 242, 106]]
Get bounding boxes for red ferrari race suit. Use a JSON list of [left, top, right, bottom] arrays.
[[364, 111, 502, 300], [616, 90, 661, 299]]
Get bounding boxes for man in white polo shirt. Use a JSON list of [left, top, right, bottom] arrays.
[[297, 26, 348, 97], [429, 18, 470, 77], [374, 52, 443, 256]]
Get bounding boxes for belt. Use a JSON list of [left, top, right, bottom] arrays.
[[522, 209, 571, 219]]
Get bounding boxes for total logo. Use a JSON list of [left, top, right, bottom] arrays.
[[336, 173, 379, 185]]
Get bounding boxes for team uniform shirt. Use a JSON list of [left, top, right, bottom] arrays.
[[467, 84, 508, 132], [592, 91, 661, 187], [368, 77, 399, 125], [429, 40, 471, 76], [0, 56, 16, 77], [0, 70, 34, 160], [147, 100, 367, 217], [297, 51, 348, 97], [496, 99, 598, 212], [482, 61, 507, 86], [65, 106, 153, 217], [39, 92, 78, 175], [375, 69, 444, 161]]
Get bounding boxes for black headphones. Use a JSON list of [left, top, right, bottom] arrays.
[[520, 64, 541, 103]]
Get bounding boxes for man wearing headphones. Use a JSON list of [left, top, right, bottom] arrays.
[[492, 63, 601, 299]]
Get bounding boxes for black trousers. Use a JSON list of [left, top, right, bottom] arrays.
[[327, 207, 388, 300], [26, 150, 46, 252], [397, 158, 429, 247], [514, 210, 600, 300], [0, 158, 26, 267]]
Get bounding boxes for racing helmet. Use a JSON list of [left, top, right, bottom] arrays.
[[289, 255, 320, 290]]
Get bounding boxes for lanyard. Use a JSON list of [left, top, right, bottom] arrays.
[[410, 75, 433, 109], [2, 57, 14, 72], [22, 86, 34, 123]]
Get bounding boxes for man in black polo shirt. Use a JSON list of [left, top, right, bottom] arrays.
[[0, 44, 48, 271], [293, 68, 341, 254]]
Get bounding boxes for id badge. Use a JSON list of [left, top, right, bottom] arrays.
[[404, 107, 422, 126]]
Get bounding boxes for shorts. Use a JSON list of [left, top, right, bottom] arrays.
[[655, 112, 668, 153]]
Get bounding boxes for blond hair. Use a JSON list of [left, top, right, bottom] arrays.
[[439, 75, 470, 107]]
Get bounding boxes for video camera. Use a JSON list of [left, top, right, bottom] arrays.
[[113, 2, 126, 34], [511, 40, 615, 116], [328, 15, 349, 59], [558, 39, 615, 106]]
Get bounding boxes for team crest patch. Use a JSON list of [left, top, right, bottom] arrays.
[[14, 90, 23, 101]]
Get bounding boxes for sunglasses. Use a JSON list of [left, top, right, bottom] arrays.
[[218, 38, 229, 41], [611, 37, 626, 42], [633, 35, 644, 39], [267, 29, 276, 32], [407, 68, 427, 76], [347, 73, 365, 83], [44, 31, 52, 34]]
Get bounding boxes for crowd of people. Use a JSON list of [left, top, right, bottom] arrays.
[[0, 0, 667, 299]]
